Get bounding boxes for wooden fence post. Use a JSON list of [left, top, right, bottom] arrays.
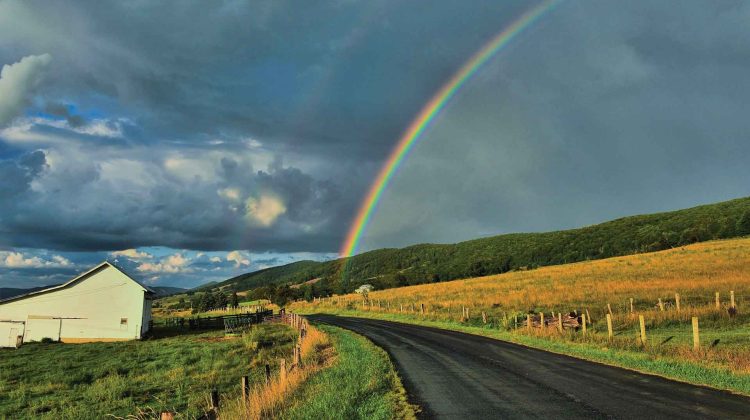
[[715, 292, 720, 310], [675, 293, 681, 312], [585, 309, 591, 325], [692, 317, 700, 351], [581, 314, 587, 335], [658, 298, 664, 311], [639, 315, 647, 346], [540, 312, 544, 328], [514, 314, 518, 329], [607, 304, 613, 316], [400, 304, 403, 313], [481, 311, 487, 324], [241, 376, 249, 402], [730, 290, 736, 308], [280, 358, 287, 383], [558, 313, 563, 332], [629, 298, 634, 314], [210, 389, 220, 410], [420, 303, 425, 315], [527, 314, 531, 331], [606, 313, 613, 340]]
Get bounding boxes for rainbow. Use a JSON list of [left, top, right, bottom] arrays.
[[340, 0, 562, 258]]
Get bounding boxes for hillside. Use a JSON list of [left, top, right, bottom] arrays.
[[0, 285, 58, 300], [217, 196, 750, 298]]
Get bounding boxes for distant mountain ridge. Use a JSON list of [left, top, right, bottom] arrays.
[[0, 285, 59, 300], [215, 196, 750, 297], [0, 285, 187, 300], [150, 286, 188, 297]]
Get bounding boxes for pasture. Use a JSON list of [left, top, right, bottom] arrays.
[[0, 324, 296, 419]]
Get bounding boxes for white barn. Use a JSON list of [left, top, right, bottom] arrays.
[[0, 261, 154, 348]]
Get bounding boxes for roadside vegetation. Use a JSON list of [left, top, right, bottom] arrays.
[[220, 324, 415, 419], [290, 237, 750, 395], [278, 324, 415, 419]]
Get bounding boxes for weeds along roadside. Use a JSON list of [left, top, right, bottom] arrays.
[[218, 316, 416, 419]]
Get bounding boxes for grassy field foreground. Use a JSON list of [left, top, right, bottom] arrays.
[[0, 324, 297, 419], [290, 238, 750, 395], [0, 319, 414, 419]]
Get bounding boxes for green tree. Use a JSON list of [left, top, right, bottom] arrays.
[[737, 211, 750, 236], [217, 292, 229, 309], [231, 292, 239, 309]]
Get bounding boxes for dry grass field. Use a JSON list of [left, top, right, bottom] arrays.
[[328, 237, 749, 316], [291, 237, 750, 391]]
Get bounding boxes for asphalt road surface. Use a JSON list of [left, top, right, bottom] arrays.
[[310, 315, 750, 419]]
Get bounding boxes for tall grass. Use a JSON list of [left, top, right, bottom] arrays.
[[220, 325, 332, 420], [277, 325, 415, 419]]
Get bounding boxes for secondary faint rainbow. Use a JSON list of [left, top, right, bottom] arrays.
[[340, 0, 562, 258]]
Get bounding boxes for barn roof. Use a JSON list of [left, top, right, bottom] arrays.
[[0, 261, 155, 305]]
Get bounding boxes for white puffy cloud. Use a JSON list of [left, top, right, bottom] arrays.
[[226, 250, 250, 267], [210, 256, 222, 263], [218, 187, 241, 201], [245, 195, 286, 227], [0, 251, 71, 268], [0, 54, 52, 127], [110, 249, 153, 260], [136, 253, 190, 273]]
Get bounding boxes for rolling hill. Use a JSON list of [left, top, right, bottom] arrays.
[[215, 196, 750, 297]]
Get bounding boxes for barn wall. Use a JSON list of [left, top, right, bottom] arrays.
[[0, 265, 147, 343]]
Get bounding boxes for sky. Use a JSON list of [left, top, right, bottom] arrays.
[[1, 0, 749, 288]]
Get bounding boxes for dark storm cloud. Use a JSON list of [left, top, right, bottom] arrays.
[[0, 150, 46, 198], [0, 0, 538, 257], [361, 0, 750, 249]]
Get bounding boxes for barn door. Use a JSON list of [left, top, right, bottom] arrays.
[[9, 328, 18, 348]]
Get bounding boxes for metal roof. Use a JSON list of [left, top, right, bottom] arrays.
[[0, 261, 155, 305]]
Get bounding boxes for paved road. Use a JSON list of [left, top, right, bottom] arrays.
[[310, 315, 750, 419]]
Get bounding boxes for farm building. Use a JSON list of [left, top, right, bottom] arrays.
[[0, 261, 154, 348]]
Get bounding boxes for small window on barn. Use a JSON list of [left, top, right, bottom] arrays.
[[120, 318, 128, 325]]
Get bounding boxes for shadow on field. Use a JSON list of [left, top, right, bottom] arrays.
[[147, 327, 220, 340]]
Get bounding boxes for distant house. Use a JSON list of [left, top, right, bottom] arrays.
[[0, 261, 154, 348]]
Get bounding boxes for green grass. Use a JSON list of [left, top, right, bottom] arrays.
[[238, 299, 269, 307], [295, 307, 750, 397], [279, 324, 415, 419], [0, 324, 297, 419]]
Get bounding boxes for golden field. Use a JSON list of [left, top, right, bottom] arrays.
[[305, 237, 750, 320]]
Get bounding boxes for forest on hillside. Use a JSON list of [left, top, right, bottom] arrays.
[[219, 197, 750, 305]]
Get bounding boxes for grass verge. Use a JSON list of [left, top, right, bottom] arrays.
[[295, 308, 750, 397], [277, 324, 416, 419]]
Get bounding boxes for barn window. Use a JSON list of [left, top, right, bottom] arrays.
[[120, 318, 128, 325]]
